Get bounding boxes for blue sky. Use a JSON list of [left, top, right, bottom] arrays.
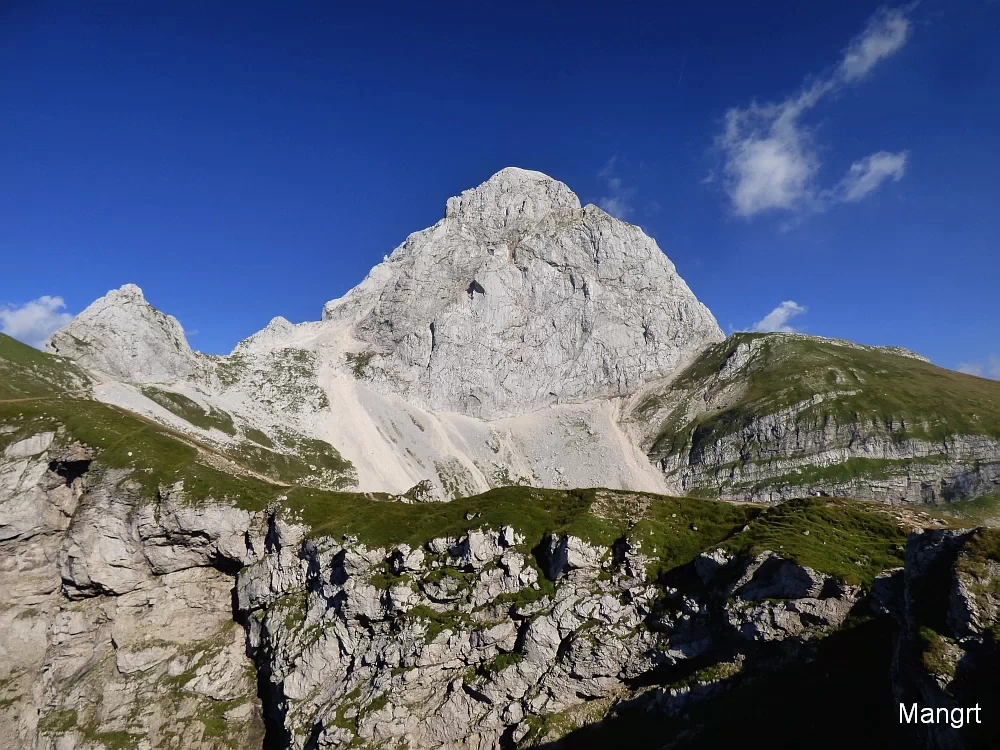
[[1, 0, 997, 376]]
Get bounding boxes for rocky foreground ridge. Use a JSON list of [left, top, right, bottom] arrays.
[[3, 415, 1000, 749], [42, 168, 1000, 506]]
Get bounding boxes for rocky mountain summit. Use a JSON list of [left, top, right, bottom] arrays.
[[48, 283, 208, 384], [323, 167, 723, 418]]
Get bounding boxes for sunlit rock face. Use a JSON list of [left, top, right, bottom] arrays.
[[324, 167, 724, 418], [47, 284, 204, 384]]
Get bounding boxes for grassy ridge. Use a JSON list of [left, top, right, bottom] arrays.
[[0, 381, 910, 585], [0, 333, 92, 399], [0, 332, 928, 587], [650, 333, 1000, 458], [140, 386, 237, 435]]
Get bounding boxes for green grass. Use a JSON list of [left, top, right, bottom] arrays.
[[928, 492, 1000, 525], [918, 626, 959, 683], [479, 651, 523, 673], [84, 730, 142, 749], [722, 497, 908, 587], [0, 333, 91, 399], [232, 435, 356, 489], [140, 386, 237, 436], [244, 427, 274, 448], [0, 396, 279, 505], [738, 456, 949, 493], [197, 699, 245, 739], [649, 333, 1000, 458], [38, 708, 78, 734], [345, 351, 375, 378], [404, 605, 475, 643]]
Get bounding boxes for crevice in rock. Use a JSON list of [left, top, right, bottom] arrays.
[[210, 553, 243, 577], [48, 458, 91, 486], [264, 512, 281, 554], [303, 720, 324, 750], [467, 280, 486, 299], [236, 606, 291, 750]]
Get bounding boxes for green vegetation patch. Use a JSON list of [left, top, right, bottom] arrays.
[[215, 353, 248, 388], [140, 387, 236, 436], [722, 497, 908, 587], [736, 455, 949, 493], [0, 333, 92, 399], [38, 708, 78, 734], [233, 431, 356, 489], [345, 351, 376, 378], [244, 427, 274, 448], [918, 626, 960, 684], [650, 332, 1000, 457], [930, 492, 1000, 526], [0, 395, 279, 504], [83, 729, 142, 750], [403, 605, 475, 643]]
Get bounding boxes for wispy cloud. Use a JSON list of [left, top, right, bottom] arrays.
[[0, 295, 75, 349], [752, 301, 809, 333], [717, 6, 911, 217], [957, 356, 1000, 379], [597, 156, 636, 219], [839, 7, 912, 82], [834, 150, 909, 202]]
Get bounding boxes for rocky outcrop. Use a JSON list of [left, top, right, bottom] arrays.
[[233, 525, 871, 748], [323, 167, 723, 419], [47, 284, 207, 384], [2, 429, 892, 750], [883, 529, 1000, 750], [0, 434, 265, 750]]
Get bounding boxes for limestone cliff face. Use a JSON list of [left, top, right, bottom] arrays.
[[324, 167, 724, 419], [47, 284, 206, 384], [0, 434, 264, 749], [632, 333, 1000, 505], [879, 529, 1000, 750]]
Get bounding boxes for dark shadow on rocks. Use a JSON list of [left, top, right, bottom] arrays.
[[534, 618, 905, 750]]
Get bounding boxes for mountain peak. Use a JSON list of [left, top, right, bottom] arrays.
[[325, 169, 723, 418], [444, 167, 581, 238], [114, 283, 146, 300], [48, 285, 200, 383]]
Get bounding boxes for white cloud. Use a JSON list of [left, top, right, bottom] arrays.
[[835, 150, 908, 202], [752, 301, 808, 333], [957, 356, 1000, 379], [597, 156, 636, 219], [0, 296, 75, 349], [838, 8, 912, 82], [717, 6, 912, 217]]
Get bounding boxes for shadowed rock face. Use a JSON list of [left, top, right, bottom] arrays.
[[324, 167, 724, 418]]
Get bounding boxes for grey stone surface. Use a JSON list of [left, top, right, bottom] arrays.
[[324, 167, 724, 418], [47, 284, 207, 384]]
